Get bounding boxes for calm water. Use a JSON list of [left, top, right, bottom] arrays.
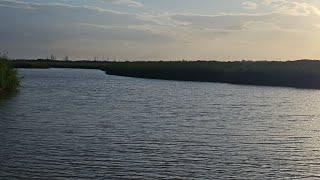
[[1, 68, 320, 179]]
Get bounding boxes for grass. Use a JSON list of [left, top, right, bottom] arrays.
[[0, 54, 20, 94], [11, 59, 320, 89]]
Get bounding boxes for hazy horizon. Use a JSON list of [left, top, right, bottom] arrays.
[[1, 0, 320, 61]]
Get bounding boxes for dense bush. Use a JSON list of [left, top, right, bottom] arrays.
[[0, 54, 20, 92]]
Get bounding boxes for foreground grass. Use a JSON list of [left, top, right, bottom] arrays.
[[0, 55, 20, 93], [12, 59, 320, 89]]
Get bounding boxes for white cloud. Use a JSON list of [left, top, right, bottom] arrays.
[[242, 21, 280, 30], [242, 1, 258, 10], [100, 0, 143, 7], [264, 0, 320, 16]]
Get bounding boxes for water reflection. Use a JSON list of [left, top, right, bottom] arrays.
[[0, 90, 19, 101]]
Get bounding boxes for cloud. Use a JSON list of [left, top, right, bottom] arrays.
[[0, 0, 34, 9], [100, 0, 143, 7], [75, 23, 171, 43], [170, 12, 320, 32], [242, 1, 258, 10], [242, 21, 280, 30], [263, 0, 320, 16], [0, 0, 166, 59], [1, 0, 320, 60], [0, 0, 151, 25]]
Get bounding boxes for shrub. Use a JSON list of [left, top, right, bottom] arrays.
[[0, 53, 20, 92]]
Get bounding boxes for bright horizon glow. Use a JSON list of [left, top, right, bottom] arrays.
[[1, 0, 320, 61]]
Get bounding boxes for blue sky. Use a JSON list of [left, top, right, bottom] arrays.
[[1, 0, 320, 60]]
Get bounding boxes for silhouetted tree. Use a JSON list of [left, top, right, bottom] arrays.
[[64, 56, 69, 61], [50, 54, 56, 61]]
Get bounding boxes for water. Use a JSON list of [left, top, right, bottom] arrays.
[[1, 68, 320, 179]]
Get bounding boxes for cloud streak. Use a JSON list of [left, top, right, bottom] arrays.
[[100, 0, 143, 7], [242, 1, 258, 10]]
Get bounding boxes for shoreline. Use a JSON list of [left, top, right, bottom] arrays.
[[12, 59, 320, 90]]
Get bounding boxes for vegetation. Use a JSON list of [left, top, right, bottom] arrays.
[[11, 59, 320, 89], [0, 54, 20, 94]]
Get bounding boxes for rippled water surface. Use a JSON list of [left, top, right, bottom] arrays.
[[1, 68, 320, 179]]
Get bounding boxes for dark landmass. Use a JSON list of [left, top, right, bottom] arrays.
[[0, 56, 20, 95], [11, 59, 320, 89]]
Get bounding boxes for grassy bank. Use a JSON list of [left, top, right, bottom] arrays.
[[12, 59, 320, 89], [0, 55, 20, 94]]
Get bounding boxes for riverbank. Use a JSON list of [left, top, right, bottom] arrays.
[[0, 56, 20, 94], [12, 59, 320, 89]]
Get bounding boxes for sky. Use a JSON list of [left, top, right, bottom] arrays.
[[1, 0, 320, 61]]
